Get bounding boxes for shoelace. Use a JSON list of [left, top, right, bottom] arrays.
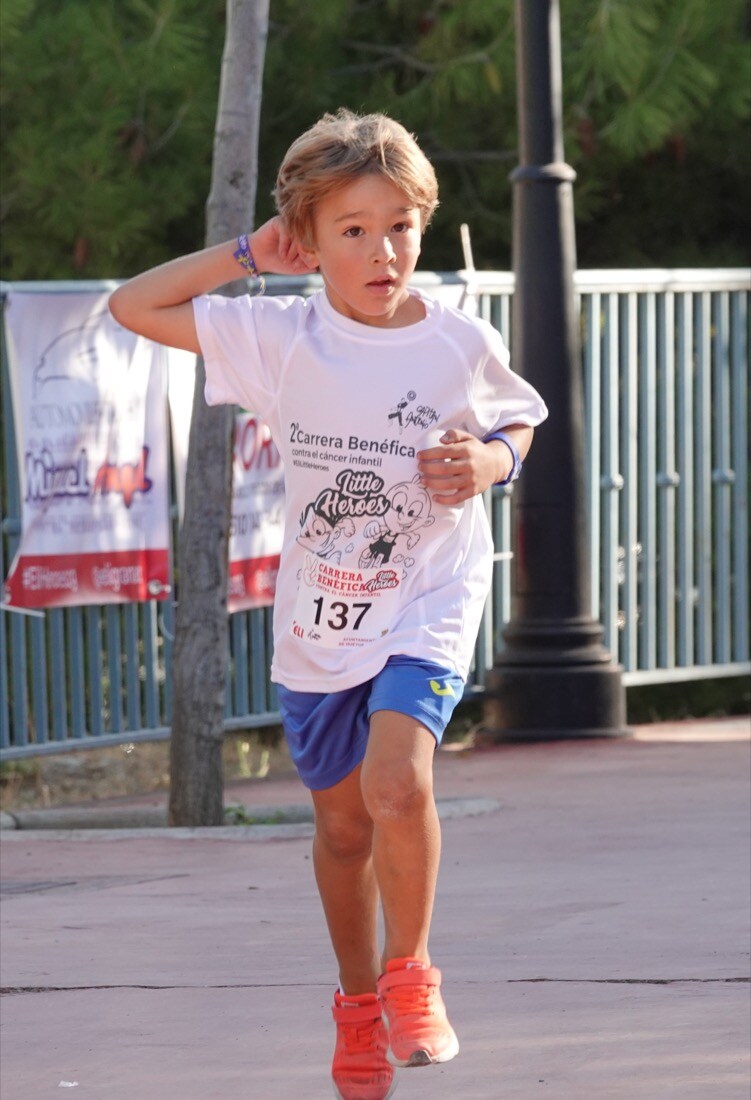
[[385, 980, 438, 1017], [340, 1016, 383, 1055]]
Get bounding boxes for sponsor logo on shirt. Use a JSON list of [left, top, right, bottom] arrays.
[[387, 390, 440, 433]]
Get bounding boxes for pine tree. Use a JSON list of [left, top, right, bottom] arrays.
[[0, 0, 224, 278]]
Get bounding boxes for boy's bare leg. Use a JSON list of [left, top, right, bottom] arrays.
[[310, 764, 381, 995], [360, 711, 440, 968]]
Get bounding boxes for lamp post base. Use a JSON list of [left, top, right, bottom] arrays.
[[482, 656, 629, 743]]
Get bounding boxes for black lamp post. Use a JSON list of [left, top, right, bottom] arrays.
[[483, 0, 627, 741]]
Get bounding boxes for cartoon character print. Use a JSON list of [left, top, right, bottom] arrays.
[[296, 503, 355, 565], [359, 475, 434, 573]]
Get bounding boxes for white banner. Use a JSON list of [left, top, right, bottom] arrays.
[[166, 359, 284, 613], [2, 290, 171, 609], [166, 346, 198, 524], [227, 412, 284, 612]]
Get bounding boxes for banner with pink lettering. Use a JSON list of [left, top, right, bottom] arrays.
[[2, 289, 171, 609], [167, 354, 284, 612], [226, 412, 284, 611]]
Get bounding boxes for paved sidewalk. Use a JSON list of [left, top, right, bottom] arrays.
[[1, 717, 749, 1099]]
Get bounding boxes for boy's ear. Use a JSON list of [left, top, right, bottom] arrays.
[[298, 242, 319, 268]]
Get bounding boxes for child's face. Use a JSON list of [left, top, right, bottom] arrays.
[[300, 174, 423, 328]]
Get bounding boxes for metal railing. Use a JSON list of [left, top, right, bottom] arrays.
[[1, 269, 748, 758]]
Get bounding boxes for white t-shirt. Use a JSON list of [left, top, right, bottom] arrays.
[[193, 288, 547, 692]]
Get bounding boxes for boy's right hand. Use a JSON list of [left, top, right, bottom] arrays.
[[109, 217, 315, 354], [251, 217, 317, 276]]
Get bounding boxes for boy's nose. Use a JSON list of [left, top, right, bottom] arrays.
[[372, 236, 396, 262]]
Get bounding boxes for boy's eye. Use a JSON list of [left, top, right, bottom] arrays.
[[392, 222, 409, 233], [343, 226, 364, 238]]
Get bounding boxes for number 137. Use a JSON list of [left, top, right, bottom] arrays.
[[312, 598, 371, 631]]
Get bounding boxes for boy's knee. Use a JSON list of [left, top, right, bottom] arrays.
[[361, 765, 433, 824], [314, 807, 373, 861]]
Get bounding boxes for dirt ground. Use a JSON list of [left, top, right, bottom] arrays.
[[0, 728, 295, 812]]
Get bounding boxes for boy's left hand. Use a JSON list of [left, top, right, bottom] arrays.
[[417, 429, 507, 505]]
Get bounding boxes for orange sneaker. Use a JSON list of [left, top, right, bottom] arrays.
[[377, 958, 460, 1068], [331, 990, 397, 1100]]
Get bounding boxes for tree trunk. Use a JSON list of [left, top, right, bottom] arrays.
[[169, 0, 270, 826]]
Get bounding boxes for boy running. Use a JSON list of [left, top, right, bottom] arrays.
[[110, 108, 547, 1100]]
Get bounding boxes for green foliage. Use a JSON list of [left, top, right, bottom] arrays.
[[257, 0, 519, 269], [1, 0, 224, 278], [563, 0, 751, 266], [567, 0, 749, 154], [1, 0, 749, 278]]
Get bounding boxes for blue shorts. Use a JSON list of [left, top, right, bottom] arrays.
[[276, 655, 465, 791]]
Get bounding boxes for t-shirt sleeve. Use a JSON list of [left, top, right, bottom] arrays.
[[466, 319, 548, 437], [192, 293, 303, 419]]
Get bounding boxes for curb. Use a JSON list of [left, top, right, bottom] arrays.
[[0, 797, 500, 839]]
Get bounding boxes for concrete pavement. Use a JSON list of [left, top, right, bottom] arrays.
[[1, 716, 749, 1099]]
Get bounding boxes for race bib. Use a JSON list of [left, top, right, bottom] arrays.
[[291, 553, 401, 649]]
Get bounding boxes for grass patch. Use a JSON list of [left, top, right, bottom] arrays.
[[223, 804, 288, 826]]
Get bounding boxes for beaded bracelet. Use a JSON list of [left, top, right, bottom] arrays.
[[484, 430, 523, 485], [233, 234, 266, 295]]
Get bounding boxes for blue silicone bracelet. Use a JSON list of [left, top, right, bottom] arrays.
[[484, 430, 523, 485]]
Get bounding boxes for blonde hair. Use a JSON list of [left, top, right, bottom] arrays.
[[274, 109, 439, 246]]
